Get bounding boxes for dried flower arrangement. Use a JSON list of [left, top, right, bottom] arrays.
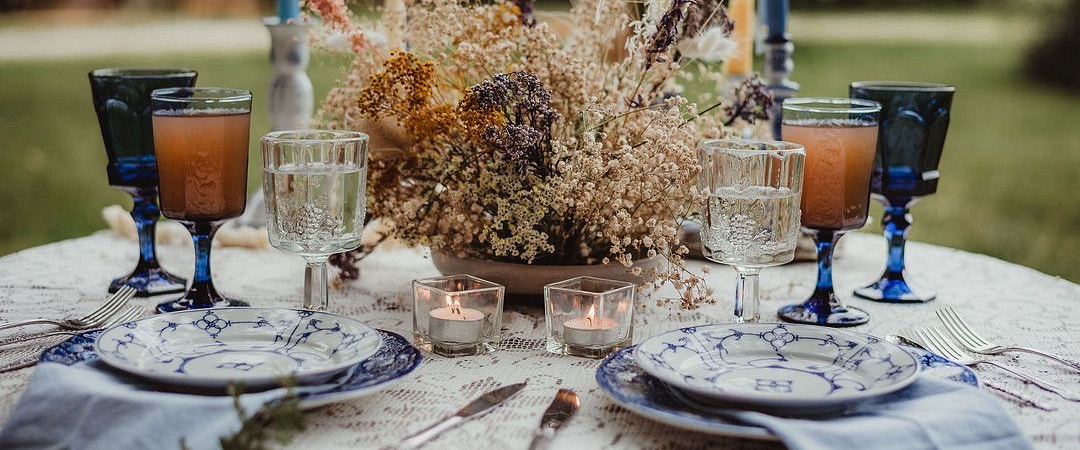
[[307, 0, 772, 309]]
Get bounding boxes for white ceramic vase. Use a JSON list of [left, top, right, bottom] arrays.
[[431, 251, 661, 300]]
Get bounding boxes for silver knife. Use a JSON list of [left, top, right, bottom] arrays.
[[397, 382, 527, 450], [528, 388, 580, 450]]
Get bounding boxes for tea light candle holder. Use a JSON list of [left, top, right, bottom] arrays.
[[413, 274, 503, 357], [544, 276, 635, 359]]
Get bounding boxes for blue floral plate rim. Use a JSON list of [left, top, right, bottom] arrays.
[[93, 307, 383, 390], [598, 342, 978, 440], [40, 327, 423, 410], [632, 323, 922, 408]]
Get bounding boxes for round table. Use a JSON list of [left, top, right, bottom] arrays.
[[0, 231, 1076, 449]]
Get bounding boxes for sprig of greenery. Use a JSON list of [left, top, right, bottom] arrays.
[[181, 378, 307, 450], [221, 379, 306, 450]]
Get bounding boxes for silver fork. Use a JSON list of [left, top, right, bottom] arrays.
[[0, 305, 146, 374], [0, 286, 136, 333], [914, 326, 1079, 402], [0, 304, 145, 350], [936, 307, 1080, 371]]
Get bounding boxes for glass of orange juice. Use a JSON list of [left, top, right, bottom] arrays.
[[777, 98, 881, 327], [150, 87, 253, 313]]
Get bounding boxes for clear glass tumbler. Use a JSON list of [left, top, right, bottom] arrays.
[[698, 139, 805, 323], [262, 130, 369, 310]]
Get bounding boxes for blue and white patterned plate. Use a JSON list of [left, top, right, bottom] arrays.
[[598, 344, 978, 440], [41, 328, 423, 409], [633, 324, 921, 410], [94, 308, 383, 389]]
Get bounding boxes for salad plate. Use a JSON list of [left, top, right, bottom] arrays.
[[633, 323, 920, 411], [94, 308, 383, 389], [41, 328, 422, 409], [597, 344, 977, 440]]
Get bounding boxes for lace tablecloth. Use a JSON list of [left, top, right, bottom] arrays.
[[0, 231, 1077, 449]]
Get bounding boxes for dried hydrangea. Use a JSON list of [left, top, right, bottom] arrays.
[[460, 72, 559, 177]]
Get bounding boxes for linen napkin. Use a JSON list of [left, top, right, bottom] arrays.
[[0, 359, 333, 450], [698, 377, 1032, 450]]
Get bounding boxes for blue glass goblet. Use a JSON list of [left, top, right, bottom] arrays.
[[849, 82, 955, 303], [89, 69, 197, 297], [151, 88, 253, 313], [776, 98, 881, 327]]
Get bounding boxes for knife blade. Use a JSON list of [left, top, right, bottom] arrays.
[[397, 382, 527, 450], [528, 388, 580, 450]]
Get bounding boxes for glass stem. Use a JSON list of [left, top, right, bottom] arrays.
[[733, 267, 761, 323], [304, 257, 330, 311], [129, 187, 162, 269], [882, 199, 913, 279], [807, 229, 844, 315], [182, 220, 223, 303]]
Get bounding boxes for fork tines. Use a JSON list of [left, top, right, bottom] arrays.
[[936, 307, 992, 349], [913, 326, 967, 361]]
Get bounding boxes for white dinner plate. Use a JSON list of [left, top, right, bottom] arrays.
[[94, 308, 382, 390], [598, 343, 977, 440], [633, 323, 920, 411]]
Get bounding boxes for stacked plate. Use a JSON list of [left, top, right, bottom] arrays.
[[42, 308, 422, 408], [597, 323, 979, 439]]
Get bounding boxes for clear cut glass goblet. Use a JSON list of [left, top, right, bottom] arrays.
[[89, 68, 197, 297], [698, 139, 805, 323], [262, 130, 369, 311], [849, 81, 955, 303]]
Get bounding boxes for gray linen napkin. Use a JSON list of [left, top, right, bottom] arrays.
[[695, 377, 1033, 450], [0, 360, 330, 450]]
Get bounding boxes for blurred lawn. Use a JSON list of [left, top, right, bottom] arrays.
[[0, 37, 1077, 282]]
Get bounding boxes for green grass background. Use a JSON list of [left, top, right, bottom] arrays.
[[1, 32, 1077, 281]]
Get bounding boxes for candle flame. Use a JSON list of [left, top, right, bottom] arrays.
[[585, 304, 597, 327], [447, 297, 464, 317]]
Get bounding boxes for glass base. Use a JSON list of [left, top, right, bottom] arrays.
[[155, 293, 249, 313], [109, 268, 186, 297], [546, 338, 625, 359], [777, 302, 869, 327], [414, 336, 494, 357], [854, 277, 936, 303]]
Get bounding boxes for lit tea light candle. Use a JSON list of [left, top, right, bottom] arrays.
[[562, 305, 620, 347], [428, 297, 484, 344]]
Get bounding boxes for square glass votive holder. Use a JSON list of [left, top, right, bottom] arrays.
[[413, 274, 504, 357], [544, 276, 635, 359]]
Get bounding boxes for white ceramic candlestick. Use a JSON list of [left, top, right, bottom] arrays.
[[428, 304, 484, 344]]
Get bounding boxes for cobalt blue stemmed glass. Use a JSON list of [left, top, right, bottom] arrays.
[[850, 82, 955, 303], [151, 88, 252, 313], [776, 98, 881, 327], [89, 68, 196, 297]]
